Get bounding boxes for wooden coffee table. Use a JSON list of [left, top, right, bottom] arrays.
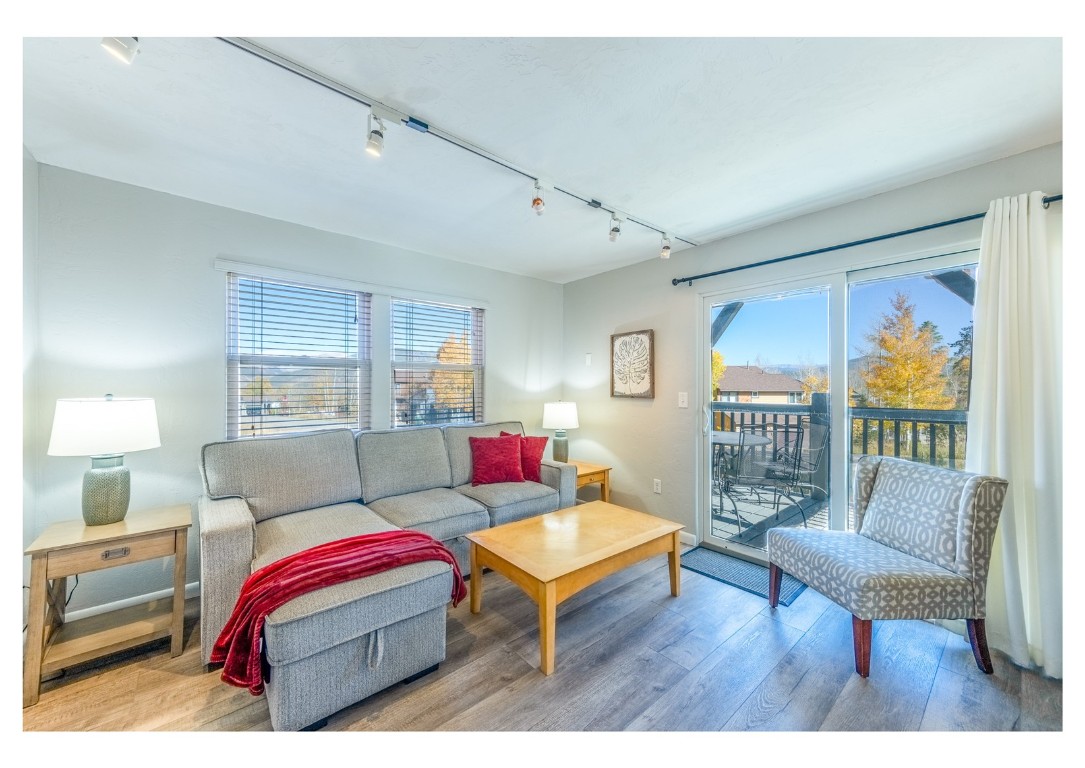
[[466, 500, 683, 675]]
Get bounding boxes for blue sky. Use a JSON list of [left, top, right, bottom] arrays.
[[713, 270, 975, 369]]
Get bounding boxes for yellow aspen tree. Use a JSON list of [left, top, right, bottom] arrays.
[[711, 350, 726, 398], [861, 291, 954, 410], [800, 368, 828, 403], [433, 333, 472, 410]]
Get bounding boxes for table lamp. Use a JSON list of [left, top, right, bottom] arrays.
[[542, 401, 578, 463], [47, 395, 161, 526]]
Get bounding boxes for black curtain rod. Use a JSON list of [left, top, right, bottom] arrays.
[[672, 193, 1063, 287]]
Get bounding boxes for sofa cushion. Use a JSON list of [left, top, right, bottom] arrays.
[[253, 501, 453, 666], [456, 481, 559, 527], [201, 429, 362, 523], [444, 421, 526, 487], [264, 566, 452, 666], [859, 459, 964, 569], [470, 434, 525, 485], [356, 427, 453, 503], [366, 487, 490, 542], [502, 431, 548, 483], [252, 501, 395, 568]]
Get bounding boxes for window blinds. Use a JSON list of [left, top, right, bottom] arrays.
[[390, 298, 484, 427], [227, 274, 371, 438]]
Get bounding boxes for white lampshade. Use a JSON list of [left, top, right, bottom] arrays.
[[542, 401, 579, 430], [48, 397, 161, 457]]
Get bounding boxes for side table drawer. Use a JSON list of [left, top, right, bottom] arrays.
[[577, 470, 607, 486], [46, 530, 178, 579]]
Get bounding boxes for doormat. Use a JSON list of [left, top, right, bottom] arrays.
[[681, 547, 807, 606]]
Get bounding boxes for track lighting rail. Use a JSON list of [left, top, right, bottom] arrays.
[[217, 37, 698, 249]]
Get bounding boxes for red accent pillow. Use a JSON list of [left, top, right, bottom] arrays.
[[470, 434, 525, 486], [502, 431, 549, 483]]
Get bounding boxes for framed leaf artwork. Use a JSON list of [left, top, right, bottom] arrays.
[[611, 329, 654, 399]]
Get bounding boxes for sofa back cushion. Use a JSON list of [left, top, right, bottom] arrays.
[[356, 426, 453, 503], [443, 421, 525, 487], [200, 429, 362, 523], [858, 458, 966, 569]]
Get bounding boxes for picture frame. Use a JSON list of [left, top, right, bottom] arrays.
[[611, 329, 655, 399]]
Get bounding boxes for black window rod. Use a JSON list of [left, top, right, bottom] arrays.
[[671, 194, 1063, 287]]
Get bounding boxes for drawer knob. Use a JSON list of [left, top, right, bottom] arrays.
[[101, 546, 131, 561]]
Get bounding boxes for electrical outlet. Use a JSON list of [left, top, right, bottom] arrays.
[[678, 392, 688, 408], [653, 478, 662, 494]]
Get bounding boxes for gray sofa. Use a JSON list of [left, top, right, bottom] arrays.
[[197, 420, 575, 731]]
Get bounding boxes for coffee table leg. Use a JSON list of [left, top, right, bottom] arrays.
[[538, 580, 557, 675], [668, 531, 681, 597], [470, 541, 482, 614]]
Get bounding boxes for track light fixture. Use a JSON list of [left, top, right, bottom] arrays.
[[608, 214, 622, 242], [531, 181, 546, 215], [101, 37, 140, 64], [219, 39, 700, 250], [365, 112, 385, 157], [660, 233, 672, 259]]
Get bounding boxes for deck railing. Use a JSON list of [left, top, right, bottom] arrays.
[[710, 401, 969, 469], [849, 407, 968, 470], [710, 400, 968, 540]]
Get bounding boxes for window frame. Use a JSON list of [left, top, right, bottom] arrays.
[[225, 272, 372, 439], [389, 296, 486, 428]]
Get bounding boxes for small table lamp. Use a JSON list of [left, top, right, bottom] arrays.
[[47, 395, 161, 526], [542, 401, 578, 463]]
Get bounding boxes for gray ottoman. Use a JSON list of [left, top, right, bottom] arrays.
[[262, 558, 452, 731]]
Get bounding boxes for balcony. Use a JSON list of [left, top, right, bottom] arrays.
[[709, 401, 968, 547]]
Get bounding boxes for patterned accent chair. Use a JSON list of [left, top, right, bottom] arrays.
[[766, 455, 1008, 677]]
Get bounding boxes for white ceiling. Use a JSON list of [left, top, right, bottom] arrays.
[[23, 36, 1062, 284]]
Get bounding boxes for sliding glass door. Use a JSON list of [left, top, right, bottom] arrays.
[[703, 286, 830, 562], [701, 252, 978, 561]]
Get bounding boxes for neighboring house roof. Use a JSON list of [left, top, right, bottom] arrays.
[[718, 365, 803, 392]]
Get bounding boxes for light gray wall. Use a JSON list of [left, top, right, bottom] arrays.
[[560, 143, 1063, 539], [23, 148, 40, 612], [25, 164, 564, 615]]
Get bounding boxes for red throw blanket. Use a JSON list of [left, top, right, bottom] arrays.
[[211, 529, 467, 695]]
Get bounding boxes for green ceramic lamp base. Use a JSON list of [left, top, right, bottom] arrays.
[[82, 455, 130, 526], [552, 431, 569, 463]]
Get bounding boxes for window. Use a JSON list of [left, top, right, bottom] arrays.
[[750, 391, 760, 399], [720, 391, 738, 402], [227, 273, 371, 438], [391, 297, 484, 427], [788, 391, 803, 404]]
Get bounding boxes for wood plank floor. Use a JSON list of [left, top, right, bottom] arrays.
[[22, 552, 1062, 738]]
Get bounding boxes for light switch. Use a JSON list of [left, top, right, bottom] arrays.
[[678, 392, 689, 408]]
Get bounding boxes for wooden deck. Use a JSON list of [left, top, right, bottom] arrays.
[[711, 493, 829, 549]]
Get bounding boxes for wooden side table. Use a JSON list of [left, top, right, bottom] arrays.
[[569, 460, 611, 502], [23, 504, 192, 707]]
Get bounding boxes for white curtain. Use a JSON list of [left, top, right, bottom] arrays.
[[966, 191, 1062, 678]]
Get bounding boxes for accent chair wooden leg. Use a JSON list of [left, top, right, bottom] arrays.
[[852, 615, 872, 677], [768, 562, 782, 608], [966, 618, 994, 674]]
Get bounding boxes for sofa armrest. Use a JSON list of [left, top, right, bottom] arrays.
[[540, 459, 577, 509], [197, 495, 256, 666]]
